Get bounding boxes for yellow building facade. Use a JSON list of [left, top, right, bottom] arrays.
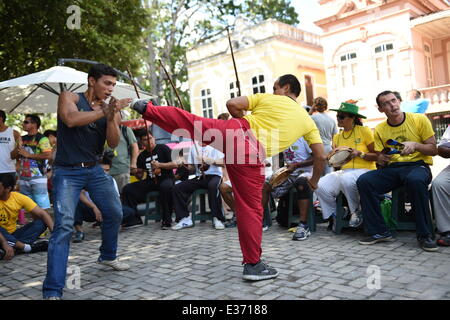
[[186, 19, 327, 118]]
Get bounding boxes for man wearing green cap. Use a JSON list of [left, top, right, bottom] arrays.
[[316, 102, 378, 229], [357, 90, 438, 252]]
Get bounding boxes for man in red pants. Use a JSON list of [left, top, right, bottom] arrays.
[[131, 74, 325, 281]]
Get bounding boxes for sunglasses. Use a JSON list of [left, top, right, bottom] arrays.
[[23, 120, 31, 124], [336, 114, 348, 120]]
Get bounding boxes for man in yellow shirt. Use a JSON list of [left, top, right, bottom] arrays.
[[131, 74, 325, 281], [357, 90, 438, 252], [0, 174, 53, 260]]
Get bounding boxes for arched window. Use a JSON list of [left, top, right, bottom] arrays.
[[252, 75, 266, 94], [374, 43, 394, 81], [201, 88, 213, 118], [339, 52, 358, 88]]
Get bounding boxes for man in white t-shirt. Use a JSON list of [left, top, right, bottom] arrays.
[[0, 110, 20, 180], [172, 143, 226, 230], [262, 137, 314, 240]]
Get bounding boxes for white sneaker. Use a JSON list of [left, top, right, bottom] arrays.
[[97, 258, 130, 271], [213, 217, 225, 230], [172, 217, 193, 230], [349, 211, 363, 228]]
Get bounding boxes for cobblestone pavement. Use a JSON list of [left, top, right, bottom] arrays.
[[1, 220, 449, 300]]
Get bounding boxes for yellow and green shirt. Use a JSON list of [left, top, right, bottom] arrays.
[[374, 112, 435, 165], [245, 93, 322, 157], [332, 125, 376, 170]]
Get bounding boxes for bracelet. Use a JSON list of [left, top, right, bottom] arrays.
[[359, 152, 366, 159]]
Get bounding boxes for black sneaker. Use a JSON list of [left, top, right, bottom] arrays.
[[73, 231, 85, 243], [437, 233, 450, 247], [418, 235, 438, 252], [0, 248, 5, 260], [30, 240, 49, 253], [359, 232, 394, 245], [292, 223, 311, 241], [92, 221, 102, 228], [161, 221, 172, 230], [242, 261, 279, 281], [122, 217, 143, 229]]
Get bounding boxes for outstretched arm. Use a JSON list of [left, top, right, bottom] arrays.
[[226, 96, 249, 118]]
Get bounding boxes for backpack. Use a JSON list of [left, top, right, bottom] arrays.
[[275, 192, 299, 228]]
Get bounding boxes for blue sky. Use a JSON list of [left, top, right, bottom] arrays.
[[292, 0, 323, 34]]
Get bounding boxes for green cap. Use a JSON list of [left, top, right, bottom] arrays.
[[330, 102, 366, 119]]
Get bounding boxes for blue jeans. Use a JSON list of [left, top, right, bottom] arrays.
[[0, 220, 46, 245], [357, 161, 432, 237], [42, 165, 123, 298]]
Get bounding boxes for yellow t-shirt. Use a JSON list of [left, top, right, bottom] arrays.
[[0, 192, 37, 234], [245, 94, 322, 157], [374, 113, 435, 165], [332, 125, 376, 170]]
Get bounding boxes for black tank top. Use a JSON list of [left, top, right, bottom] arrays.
[[54, 93, 107, 166]]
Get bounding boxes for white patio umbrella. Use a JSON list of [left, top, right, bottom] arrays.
[[0, 66, 153, 114]]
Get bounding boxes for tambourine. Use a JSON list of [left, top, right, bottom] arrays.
[[268, 167, 291, 188], [327, 147, 353, 167]]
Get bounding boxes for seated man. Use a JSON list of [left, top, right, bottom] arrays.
[[172, 142, 226, 230], [122, 131, 177, 229], [432, 125, 450, 246], [0, 173, 53, 258], [357, 90, 438, 252], [262, 137, 315, 241]]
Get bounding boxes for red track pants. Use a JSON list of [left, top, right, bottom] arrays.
[[142, 103, 265, 264]]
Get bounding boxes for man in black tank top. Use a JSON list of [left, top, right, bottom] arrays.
[[43, 64, 132, 300]]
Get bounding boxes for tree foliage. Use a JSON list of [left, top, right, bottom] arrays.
[[0, 0, 149, 80]]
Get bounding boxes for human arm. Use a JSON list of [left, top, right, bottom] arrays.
[[29, 206, 54, 232], [286, 157, 314, 172], [10, 130, 21, 160], [438, 145, 450, 158], [349, 142, 378, 162], [79, 191, 102, 222], [0, 233, 14, 260], [400, 136, 438, 156], [130, 142, 139, 170], [57, 91, 106, 128], [308, 143, 326, 190], [17, 136, 53, 161], [226, 96, 249, 118]]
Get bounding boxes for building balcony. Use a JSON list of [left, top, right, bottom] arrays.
[[421, 84, 450, 114]]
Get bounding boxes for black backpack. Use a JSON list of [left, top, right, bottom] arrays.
[[275, 193, 299, 228]]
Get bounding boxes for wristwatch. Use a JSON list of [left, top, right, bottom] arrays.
[[359, 152, 366, 159]]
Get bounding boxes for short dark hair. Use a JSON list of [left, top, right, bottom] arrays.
[[101, 152, 113, 167], [44, 129, 57, 138], [0, 173, 15, 190], [313, 97, 328, 112], [25, 114, 41, 128], [0, 110, 6, 123], [375, 90, 396, 107], [88, 63, 118, 81], [392, 91, 402, 102], [278, 74, 301, 97], [217, 113, 230, 120]]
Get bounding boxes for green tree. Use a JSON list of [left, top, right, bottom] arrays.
[[0, 0, 149, 80]]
